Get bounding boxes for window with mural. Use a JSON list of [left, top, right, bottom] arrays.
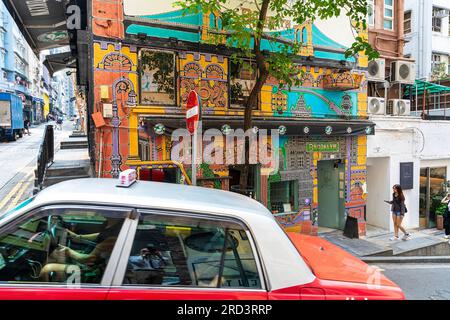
[[139, 49, 176, 105], [230, 60, 256, 108]]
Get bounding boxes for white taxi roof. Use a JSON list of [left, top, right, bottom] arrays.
[[9, 178, 316, 290]]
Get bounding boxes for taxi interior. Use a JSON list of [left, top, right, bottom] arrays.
[[0, 210, 120, 284], [0, 207, 261, 289]]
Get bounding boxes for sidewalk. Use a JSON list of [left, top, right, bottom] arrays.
[[320, 225, 450, 258]]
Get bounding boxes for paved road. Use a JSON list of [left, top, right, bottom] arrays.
[[374, 263, 450, 300], [0, 121, 73, 215]]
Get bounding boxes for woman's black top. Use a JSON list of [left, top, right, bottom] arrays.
[[390, 193, 406, 214]]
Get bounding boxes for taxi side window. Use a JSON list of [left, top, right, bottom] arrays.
[[122, 213, 262, 289], [0, 208, 126, 285]]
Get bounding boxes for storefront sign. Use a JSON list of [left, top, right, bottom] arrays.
[[306, 142, 340, 153], [400, 162, 414, 190]]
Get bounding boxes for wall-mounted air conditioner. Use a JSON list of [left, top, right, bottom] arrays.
[[367, 58, 386, 81], [388, 99, 411, 116], [391, 61, 415, 84], [367, 97, 386, 115]]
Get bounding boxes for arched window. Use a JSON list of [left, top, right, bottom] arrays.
[[217, 17, 223, 30], [209, 13, 216, 28], [302, 27, 308, 44]]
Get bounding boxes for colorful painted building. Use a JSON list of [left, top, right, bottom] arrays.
[[89, 0, 375, 236]]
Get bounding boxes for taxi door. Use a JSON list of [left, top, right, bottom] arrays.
[[0, 205, 134, 300], [105, 209, 269, 300]]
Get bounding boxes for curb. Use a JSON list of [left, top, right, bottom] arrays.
[[362, 256, 450, 264]]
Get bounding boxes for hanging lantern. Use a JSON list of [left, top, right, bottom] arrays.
[[127, 90, 137, 107], [252, 126, 259, 134], [365, 126, 373, 135], [325, 126, 333, 135], [346, 127, 352, 134], [278, 125, 287, 135], [303, 126, 310, 134]]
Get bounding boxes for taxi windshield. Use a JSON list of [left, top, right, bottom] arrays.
[[0, 197, 35, 221]]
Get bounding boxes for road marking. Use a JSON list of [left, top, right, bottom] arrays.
[[0, 171, 34, 212], [3, 177, 34, 212]]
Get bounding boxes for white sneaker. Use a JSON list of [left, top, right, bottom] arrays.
[[402, 233, 411, 241], [389, 236, 399, 241]]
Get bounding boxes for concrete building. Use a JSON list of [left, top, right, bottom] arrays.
[[404, 0, 450, 80], [0, 0, 48, 124], [365, 0, 450, 232], [367, 115, 450, 231]]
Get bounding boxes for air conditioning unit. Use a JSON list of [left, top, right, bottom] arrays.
[[367, 97, 386, 115], [388, 99, 411, 116], [435, 9, 449, 19], [391, 61, 415, 84], [367, 58, 386, 81]]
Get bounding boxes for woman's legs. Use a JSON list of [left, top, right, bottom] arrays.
[[397, 216, 408, 235], [392, 213, 399, 237]]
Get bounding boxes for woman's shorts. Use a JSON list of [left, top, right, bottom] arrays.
[[392, 211, 404, 217]]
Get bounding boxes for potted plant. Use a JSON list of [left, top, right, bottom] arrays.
[[435, 203, 447, 230]]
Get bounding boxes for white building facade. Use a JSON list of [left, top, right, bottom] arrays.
[[404, 0, 450, 80], [367, 115, 450, 231]]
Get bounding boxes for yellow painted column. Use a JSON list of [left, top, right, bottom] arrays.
[[128, 112, 139, 160]]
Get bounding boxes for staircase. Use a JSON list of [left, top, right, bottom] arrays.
[[60, 137, 88, 150], [41, 135, 92, 189]]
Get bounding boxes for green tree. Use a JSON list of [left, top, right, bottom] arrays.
[[431, 62, 448, 81], [177, 0, 378, 190]]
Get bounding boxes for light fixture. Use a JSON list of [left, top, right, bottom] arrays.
[[127, 90, 137, 107], [365, 126, 373, 135], [303, 126, 310, 134], [252, 126, 259, 134], [278, 125, 287, 135], [325, 126, 333, 135], [221, 124, 232, 135], [346, 127, 352, 134], [154, 123, 165, 135]]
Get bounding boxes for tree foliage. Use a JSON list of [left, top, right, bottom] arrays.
[[175, 0, 379, 189]]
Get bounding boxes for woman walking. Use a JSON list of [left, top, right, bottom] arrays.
[[385, 184, 411, 241]]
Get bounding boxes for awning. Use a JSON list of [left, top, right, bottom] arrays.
[[139, 116, 376, 137], [3, 0, 88, 87], [43, 51, 77, 76], [405, 79, 450, 96], [3, 0, 70, 53]]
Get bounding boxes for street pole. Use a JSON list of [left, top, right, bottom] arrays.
[[192, 123, 197, 187]]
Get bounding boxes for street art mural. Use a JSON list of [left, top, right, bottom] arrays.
[[91, 0, 371, 236]]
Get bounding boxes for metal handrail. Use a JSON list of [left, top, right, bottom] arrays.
[[33, 125, 54, 194]]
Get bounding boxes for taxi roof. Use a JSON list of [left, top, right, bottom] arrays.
[[32, 178, 273, 220]]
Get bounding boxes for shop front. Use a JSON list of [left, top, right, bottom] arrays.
[[32, 97, 44, 124], [420, 165, 449, 228]]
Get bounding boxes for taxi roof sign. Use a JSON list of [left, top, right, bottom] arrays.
[[117, 169, 137, 188]]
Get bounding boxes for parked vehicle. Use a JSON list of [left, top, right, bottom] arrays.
[[0, 92, 24, 141], [0, 174, 404, 300]]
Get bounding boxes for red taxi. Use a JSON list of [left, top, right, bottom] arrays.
[[0, 177, 404, 300]]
